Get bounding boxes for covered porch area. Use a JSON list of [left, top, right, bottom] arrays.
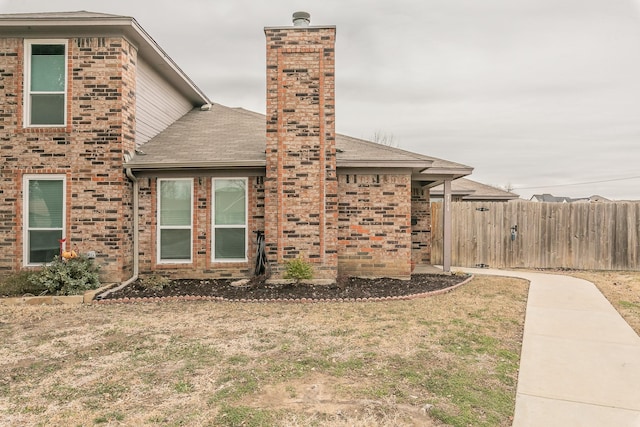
[[412, 159, 472, 273]]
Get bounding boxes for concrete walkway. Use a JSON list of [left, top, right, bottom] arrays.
[[458, 268, 640, 426]]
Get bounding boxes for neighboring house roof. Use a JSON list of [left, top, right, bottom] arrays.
[[530, 194, 573, 203], [430, 178, 520, 201], [587, 195, 611, 202], [0, 11, 210, 106], [125, 104, 472, 182], [529, 193, 610, 203]]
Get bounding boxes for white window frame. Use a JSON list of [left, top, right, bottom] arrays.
[[23, 174, 66, 266], [212, 177, 248, 263], [157, 178, 193, 264], [24, 39, 68, 127]]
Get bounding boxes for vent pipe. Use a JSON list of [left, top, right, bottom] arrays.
[[292, 11, 310, 27]]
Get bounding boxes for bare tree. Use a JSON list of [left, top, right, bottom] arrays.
[[499, 183, 515, 192], [372, 130, 399, 147]]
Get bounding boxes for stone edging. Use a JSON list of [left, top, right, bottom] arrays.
[[0, 282, 118, 306], [94, 275, 474, 305]]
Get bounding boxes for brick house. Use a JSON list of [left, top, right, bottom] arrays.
[[0, 11, 471, 284]]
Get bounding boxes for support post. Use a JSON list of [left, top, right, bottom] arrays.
[[443, 179, 452, 272]]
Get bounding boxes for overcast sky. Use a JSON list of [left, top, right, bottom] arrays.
[[3, 0, 640, 200]]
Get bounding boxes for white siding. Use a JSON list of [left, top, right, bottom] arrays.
[[136, 58, 193, 147]]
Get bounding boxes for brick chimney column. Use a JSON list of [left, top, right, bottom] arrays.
[[264, 13, 338, 280]]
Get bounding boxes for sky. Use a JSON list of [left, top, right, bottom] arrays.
[[2, 0, 640, 200]]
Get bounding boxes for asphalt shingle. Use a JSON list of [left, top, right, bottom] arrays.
[[127, 103, 471, 177]]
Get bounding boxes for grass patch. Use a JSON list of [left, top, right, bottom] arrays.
[[174, 380, 194, 393], [211, 371, 261, 403], [214, 405, 275, 427], [92, 382, 129, 401], [0, 275, 530, 426], [165, 340, 221, 360], [619, 300, 640, 310], [426, 368, 513, 427], [94, 411, 125, 424]]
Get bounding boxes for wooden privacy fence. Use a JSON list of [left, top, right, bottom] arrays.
[[431, 201, 640, 270]]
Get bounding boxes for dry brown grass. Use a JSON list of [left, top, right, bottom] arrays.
[[0, 276, 528, 427]]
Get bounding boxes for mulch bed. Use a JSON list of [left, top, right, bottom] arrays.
[[97, 274, 472, 303]]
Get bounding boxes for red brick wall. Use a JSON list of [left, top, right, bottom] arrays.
[[0, 38, 21, 274], [337, 173, 412, 278], [411, 185, 431, 265], [0, 37, 136, 282], [264, 26, 338, 280], [136, 176, 265, 279]]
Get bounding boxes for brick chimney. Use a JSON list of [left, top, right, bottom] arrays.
[[264, 12, 338, 280]]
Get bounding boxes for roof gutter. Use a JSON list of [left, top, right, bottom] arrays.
[[125, 160, 267, 170], [0, 14, 210, 106], [419, 166, 474, 176], [337, 160, 433, 169]]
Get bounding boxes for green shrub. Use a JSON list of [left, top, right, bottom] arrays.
[[0, 270, 47, 297], [283, 258, 313, 282], [28, 255, 100, 296]]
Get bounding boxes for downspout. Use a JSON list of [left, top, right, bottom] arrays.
[[97, 167, 139, 298]]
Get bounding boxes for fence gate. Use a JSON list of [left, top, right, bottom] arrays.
[[431, 201, 640, 271]]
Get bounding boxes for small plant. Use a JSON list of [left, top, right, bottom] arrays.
[[28, 255, 100, 296], [451, 270, 469, 277], [285, 385, 297, 398], [138, 274, 171, 292], [283, 258, 313, 282], [173, 380, 194, 393]]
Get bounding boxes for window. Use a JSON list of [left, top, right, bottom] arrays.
[[158, 179, 192, 263], [212, 178, 247, 261], [24, 40, 67, 126], [24, 175, 65, 265]]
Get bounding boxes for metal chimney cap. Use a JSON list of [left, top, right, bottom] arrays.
[[292, 11, 310, 27]]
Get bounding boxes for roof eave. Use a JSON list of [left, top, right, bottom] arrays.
[[419, 166, 474, 178], [462, 196, 520, 201], [0, 15, 210, 106], [126, 160, 266, 171], [430, 190, 473, 196], [126, 18, 211, 106], [337, 160, 433, 169], [124, 160, 266, 171]]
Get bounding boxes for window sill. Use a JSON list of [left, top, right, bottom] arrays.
[[20, 125, 70, 133], [155, 261, 193, 268], [212, 259, 248, 264]]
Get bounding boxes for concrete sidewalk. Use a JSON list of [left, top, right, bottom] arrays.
[[458, 268, 640, 427]]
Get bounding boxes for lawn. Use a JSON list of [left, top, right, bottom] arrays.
[[0, 275, 528, 427]]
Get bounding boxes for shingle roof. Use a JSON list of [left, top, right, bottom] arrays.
[[128, 106, 266, 169], [431, 178, 520, 201], [530, 194, 609, 203], [126, 104, 472, 180], [531, 194, 573, 203]]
